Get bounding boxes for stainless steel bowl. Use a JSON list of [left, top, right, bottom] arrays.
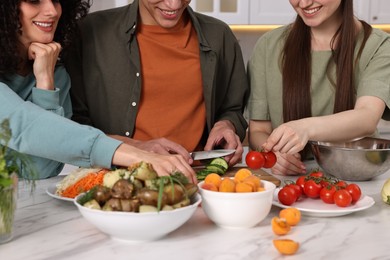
[[310, 137, 390, 181]]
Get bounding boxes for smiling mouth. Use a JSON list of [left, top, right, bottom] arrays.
[[159, 8, 179, 16], [33, 21, 53, 28], [303, 6, 322, 15]]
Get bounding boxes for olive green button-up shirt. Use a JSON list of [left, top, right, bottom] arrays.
[[64, 0, 249, 144]]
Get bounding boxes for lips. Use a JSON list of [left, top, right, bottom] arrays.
[[302, 6, 322, 16], [33, 21, 55, 32]]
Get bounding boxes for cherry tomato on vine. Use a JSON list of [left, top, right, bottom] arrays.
[[334, 189, 352, 207], [285, 183, 302, 200], [245, 151, 265, 170], [320, 185, 337, 204], [346, 183, 362, 203], [263, 151, 277, 168], [336, 180, 348, 189], [320, 178, 331, 188], [296, 176, 306, 194], [278, 186, 298, 206], [303, 179, 322, 199], [309, 170, 324, 178]]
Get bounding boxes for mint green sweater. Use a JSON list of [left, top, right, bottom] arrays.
[[0, 66, 121, 179]]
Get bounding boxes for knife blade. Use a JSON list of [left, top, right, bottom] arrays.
[[190, 149, 235, 160]]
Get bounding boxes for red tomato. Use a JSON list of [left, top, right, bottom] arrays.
[[278, 186, 298, 206], [245, 151, 265, 170], [285, 183, 302, 201], [336, 180, 348, 189], [320, 178, 331, 188], [309, 170, 324, 178], [296, 176, 306, 195], [303, 179, 322, 199], [320, 185, 337, 204], [334, 189, 352, 207], [262, 151, 277, 168], [346, 183, 362, 203]]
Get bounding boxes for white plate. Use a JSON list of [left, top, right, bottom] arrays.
[[46, 183, 74, 202], [272, 188, 375, 217]]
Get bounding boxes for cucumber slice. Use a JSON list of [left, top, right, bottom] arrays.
[[209, 157, 228, 171], [205, 165, 226, 175]]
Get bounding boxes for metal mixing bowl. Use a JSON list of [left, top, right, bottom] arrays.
[[310, 137, 390, 181]]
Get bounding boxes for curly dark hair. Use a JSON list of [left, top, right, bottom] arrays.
[[0, 0, 90, 76]]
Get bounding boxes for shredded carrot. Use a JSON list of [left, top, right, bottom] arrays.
[[61, 169, 109, 198]]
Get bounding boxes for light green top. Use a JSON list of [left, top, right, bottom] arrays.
[[0, 66, 122, 179], [247, 26, 390, 129]]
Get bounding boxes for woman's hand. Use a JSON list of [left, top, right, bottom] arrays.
[[113, 144, 197, 184], [263, 120, 309, 155], [270, 152, 306, 176], [28, 41, 61, 90]]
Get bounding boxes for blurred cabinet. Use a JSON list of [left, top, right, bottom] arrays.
[[89, 0, 130, 13], [363, 0, 390, 23], [189, 0, 249, 24], [189, 0, 390, 25], [249, 1, 296, 25]]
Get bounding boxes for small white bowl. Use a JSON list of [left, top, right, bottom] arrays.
[[74, 193, 201, 243], [198, 179, 276, 229]]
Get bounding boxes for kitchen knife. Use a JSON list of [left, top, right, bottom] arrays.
[[190, 149, 235, 160]]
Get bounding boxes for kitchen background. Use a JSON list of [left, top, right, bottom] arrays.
[[89, 0, 390, 136], [89, 0, 390, 65]]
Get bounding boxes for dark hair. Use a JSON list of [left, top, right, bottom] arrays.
[[0, 0, 90, 76], [281, 0, 372, 157]]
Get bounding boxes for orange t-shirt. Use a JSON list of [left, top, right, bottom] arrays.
[[133, 17, 206, 152]]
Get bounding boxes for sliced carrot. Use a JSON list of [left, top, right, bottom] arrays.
[[61, 169, 108, 198]]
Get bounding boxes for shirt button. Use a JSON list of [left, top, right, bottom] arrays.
[[131, 102, 136, 106], [125, 132, 130, 136], [136, 72, 140, 77]]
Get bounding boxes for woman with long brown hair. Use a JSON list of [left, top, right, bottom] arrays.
[[248, 0, 390, 175]]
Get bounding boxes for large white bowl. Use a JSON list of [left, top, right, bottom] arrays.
[[198, 179, 276, 229], [74, 193, 201, 243]]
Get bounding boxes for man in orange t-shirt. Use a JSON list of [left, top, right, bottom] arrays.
[[65, 0, 249, 167]]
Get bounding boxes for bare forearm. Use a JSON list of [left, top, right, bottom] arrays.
[[302, 108, 381, 142]]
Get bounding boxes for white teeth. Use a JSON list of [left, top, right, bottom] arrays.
[[162, 10, 177, 15], [34, 22, 52, 27], [303, 7, 321, 14]]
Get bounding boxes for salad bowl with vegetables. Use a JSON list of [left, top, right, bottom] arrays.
[[74, 162, 201, 242]]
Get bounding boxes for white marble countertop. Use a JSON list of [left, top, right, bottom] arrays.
[[1, 161, 390, 260]]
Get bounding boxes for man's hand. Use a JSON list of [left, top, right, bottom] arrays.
[[204, 120, 243, 166]]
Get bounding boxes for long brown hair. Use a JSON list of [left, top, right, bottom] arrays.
[[281, 0, 372, 157]]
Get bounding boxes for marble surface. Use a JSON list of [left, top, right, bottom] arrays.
[[1, 161, 390, 260]]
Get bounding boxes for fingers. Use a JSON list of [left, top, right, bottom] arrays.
[[263, 125, 307, 155], [204, 121, 243, 166], [29, 42, 62, 90], [271, 152, 306, 175], [154, 154, 197, 184], [28, 41, 61, 60]]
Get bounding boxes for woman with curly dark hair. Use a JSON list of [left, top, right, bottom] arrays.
[[0, 0, 196, 182]]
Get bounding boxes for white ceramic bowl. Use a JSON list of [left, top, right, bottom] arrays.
[[74, 193, 201, 243], [198, 179, 276, 229]]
